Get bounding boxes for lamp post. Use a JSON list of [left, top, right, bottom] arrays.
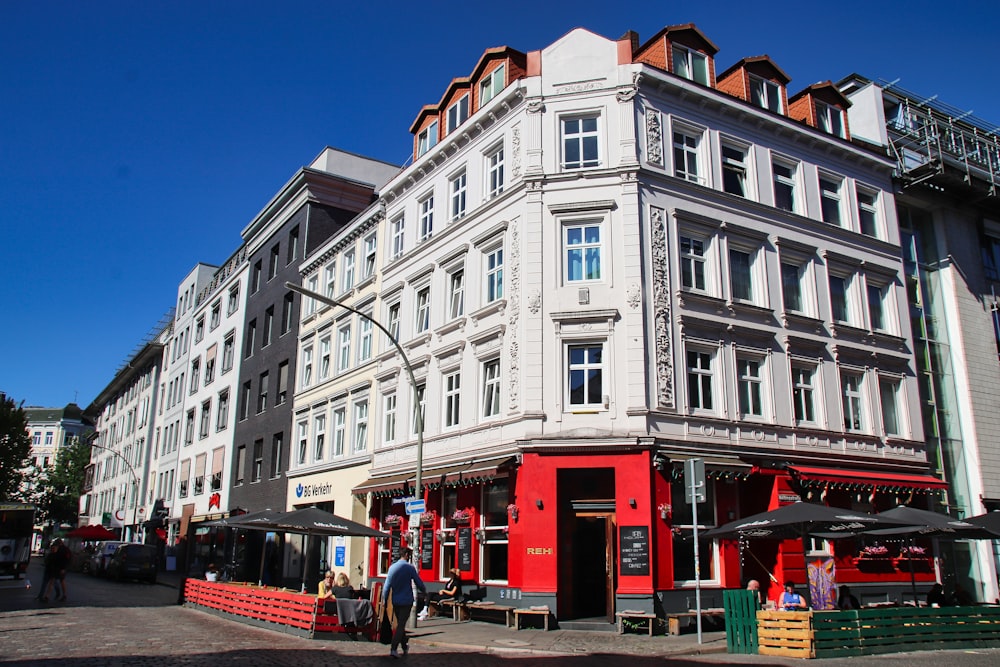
[[285, 282, 424, 627], [88, 440, 142, 542]]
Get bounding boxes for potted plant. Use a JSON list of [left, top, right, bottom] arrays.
[[419, 511, 436, 526], [507, 503, 519, 522], [384, 513, 402, 527], [475, 528, 487, 542], [452, 508, 471, 525], [658, 502, 672, 520]]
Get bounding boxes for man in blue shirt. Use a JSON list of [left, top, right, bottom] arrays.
[[381, 546, 425, 657]]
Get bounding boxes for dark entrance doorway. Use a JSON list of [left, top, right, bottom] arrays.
[[556, 468, 616, 622]]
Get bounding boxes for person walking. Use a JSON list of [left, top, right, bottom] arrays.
[[381, 547, 425, 658], [38, 539, 72, 602]]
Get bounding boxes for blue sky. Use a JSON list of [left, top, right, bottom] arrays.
[[2, 0, 997, 409]]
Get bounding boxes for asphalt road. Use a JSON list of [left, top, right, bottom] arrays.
[[2, 558, 999, 666]]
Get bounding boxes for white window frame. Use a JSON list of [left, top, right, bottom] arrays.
[[816, 101, 845, 138], [382, 393, 397, 445], [415, 286, 431, 334], [564, 221, 603, 283], [342, 249, 355, 293], [484, 246, 504, 303], [319, 336, 331, 381], [727, 242, 764, 306], [417, 120, 438, 156], [829, 270, 862, 327], [419, 194, 434, 242], [672, 44, 709, 85], [478, 64, 505, 107], [566, 342, 606, 409], [313, 414, 326, 462], [353, 400, 368, 453], [362, 234, 377, 279], [672, 125, 705, 185], [482, 358, 501, 419], [300, 346, 313, 388], [390, 217, 405, 260], [337, 325, 352, 372], [735, 352, 768, 420], [448, 267, 465, 319], [686, 345, 717, 414], [227, 285, 240, 315], [358, 316, 373, 363], [791, 362, 818, 425], [856, 186, 881, 238], [333, 407, 346, 457], [720, 140, 751, 198], [819, 173, 845, 226], [450, 170, 467, 221], [385, 301, 400, 346], [486, 144, 504, 199], [411, 383, 426, 436], [679, 233, 712, 295], [866, 280, 893, 334], [561, 114, 601, 170], [447, 94, 470, 133], [750, 75, 782, 113], [772, 157, 800, 213], [443, 371, 461, 428], [296, 421, 308, 465], [841, 370, 866, 433], [878, 375, 904, 438], [304, 275, 319, 316]]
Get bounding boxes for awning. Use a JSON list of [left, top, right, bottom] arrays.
[[670, 454, 753, 480], [352, 456, 516, 497], [788, 465, 948, 491]]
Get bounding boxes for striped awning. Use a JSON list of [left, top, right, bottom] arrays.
[[352, 456, 516, 498]]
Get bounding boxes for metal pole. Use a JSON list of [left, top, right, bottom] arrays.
[[89, 441, 141, 541], [691, 472, 703, 645], [285, 282, 424, 628]]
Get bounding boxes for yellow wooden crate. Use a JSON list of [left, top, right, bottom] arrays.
[[757, 611, 814, 659]]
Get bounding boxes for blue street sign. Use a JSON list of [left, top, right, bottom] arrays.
[[404, 499, 426, 515]]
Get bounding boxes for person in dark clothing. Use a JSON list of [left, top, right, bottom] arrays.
[[837, 585, 860, 610], [927, 583, 947, 607], [38, 539, 71, 602], [419, 568, 462, 619]]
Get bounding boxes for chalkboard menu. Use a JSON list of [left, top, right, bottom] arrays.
[[457, 527, 472, 571], [421, 528, 434, 568], [390, 531, 401, 563], [619, 525, 649, 576]]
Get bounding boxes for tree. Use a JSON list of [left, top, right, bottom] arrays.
[[34, 432, 92, 527], [0, 393, 32, 500]]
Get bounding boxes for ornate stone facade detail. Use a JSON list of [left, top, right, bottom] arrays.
[[526, 99, 544, 114], [507, 221, 521, 411], [511, 125, 522, 179], [626, 283, 641, 310], [651, 207, 673, 407], [527, 288, 541, 314], [645, 108, 662, 166]]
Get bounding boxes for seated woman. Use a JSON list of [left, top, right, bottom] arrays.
[[419, 568, 462, 619], [331, 572, 354, 599], [318, 570, 336, 611]]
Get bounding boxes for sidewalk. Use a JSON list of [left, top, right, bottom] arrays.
[[160, 569, 728, 657]]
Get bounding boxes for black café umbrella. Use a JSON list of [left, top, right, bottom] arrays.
[[965, 510, 1000, 535], [201, 509, 286, 583]]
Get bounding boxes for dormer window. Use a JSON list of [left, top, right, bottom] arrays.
[[816, 101, 845, 138], [447, 94, 469, 133], [750, 75, 782, 113], [417, 121, 439, 156], [479, 64, 506, 107], [672, 45, 709, 85]]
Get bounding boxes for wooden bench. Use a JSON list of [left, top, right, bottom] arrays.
[[439, 598, 466, 621], [666, 607, 725, 636], [466, 602, 516, 626], [513, 606, 551, 631], [616, 610, 658, 636]]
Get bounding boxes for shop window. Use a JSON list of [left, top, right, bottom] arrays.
[[670, 477, 719, 585], [479, 480, 509, 583]]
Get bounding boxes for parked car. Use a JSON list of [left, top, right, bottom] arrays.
[[85, 540, 124, 576], [105, 543, 158, 583]]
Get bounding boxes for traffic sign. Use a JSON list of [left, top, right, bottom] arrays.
[[404, 499, 426, 515]]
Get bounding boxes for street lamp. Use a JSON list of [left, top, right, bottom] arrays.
[[88, 440, 142, 541], [285, 282, 424, 627]]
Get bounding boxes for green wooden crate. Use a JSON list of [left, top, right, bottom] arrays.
[[724, 589, 760, 654]]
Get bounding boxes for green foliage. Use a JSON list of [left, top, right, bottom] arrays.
[[0, 393, 32, 500], [34, 432, 92, 526]]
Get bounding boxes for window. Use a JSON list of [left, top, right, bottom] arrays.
[[562, 115, 600, 169], [304, 275, 318, 316], [319, 336, 331, 380], [419, 195, 434, 241], [841, 371, 865, 431], [337, 325, 351, 372], [879, 376, 902, 437], [867, 282, 890, 332], [673, 128, 704, 184], [252, 260, 262, 294], [680, 235, 708, 292], [829, 273, 860, 326], [252, 440, 263, 483], [478, 64, 505, 106], [482, 359, 501, 418], [296, 421, 307, 465], [268, 244, 280, 280], [820, 175, 844, 225], [204, 355, 216, 385], [216, 390, 229, 431], [736, 356, 764, 418], [390, 217, 405, 260], [415, 287, 430, 333], [686, 348, 714, 411], [729, 247, 755, 303], [245, 319, 256, 358], [750, 75, 782, 113], [386, 302, 400, 344], [444, 372, 461, 428], [564, 222, 602, 282], [262, 307, 273, 347], [333, 408, 346, 457], [353, 400, 368, 453], [485, 247, 503, 302], [446, 94, 469, 133], [287, 226, 299, 265], [240, 381, 251, 421], [486, 145, 504, 199], [301, 346, 313, 387], [567, 343, 604, 407], [190, 359, 200, 394], [324, 263, 336, 298], [450, 171, 467, 221], [358, 317, 373, 363], [199, 400, 211, 439], [772, 158, 799, 212], [816, 101, 845, 138], [233, 445, 247, 488], [270, 433, 283, 479], [671, 477, 719, 584], [276, 361, 288, 405], [781, 262, 804, 313], [412, 383, 426, 435], [791, 365, 816, 424], [184, 410, 195, 446], [480, 479, 510, 582], [222, 332, 235, 372], [313, 414, 326, 461], [362, 234, 377, 279], [195, 316, 205, 343], [227, 285, 240, 315], [342, 250, 355, 292], [857, 187, 880, 238], [672, 44, 709, 85], [434, 270, 461, 323], [210, 301, 221, 330], [281, 292, 294, 334], [721, 142, 749, 197], [417, 120, 438, 156], [383, 393, 397, 444], [257, 371, 268, 414]]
